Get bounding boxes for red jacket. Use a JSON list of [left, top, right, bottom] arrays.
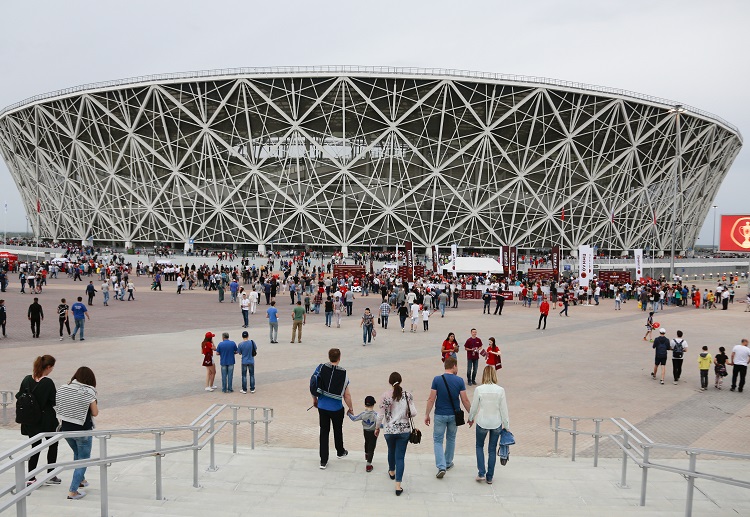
[[540, 301, 550, 315]]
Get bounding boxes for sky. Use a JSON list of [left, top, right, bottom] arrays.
[[0, 0, 746, 246]]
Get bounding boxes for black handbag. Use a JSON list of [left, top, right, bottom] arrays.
[[406, 393, 421, 444], [442, 375, 465, 426]]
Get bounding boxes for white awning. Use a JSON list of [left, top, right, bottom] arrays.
[[441, 257, 503, 275]]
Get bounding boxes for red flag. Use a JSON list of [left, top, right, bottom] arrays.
[[561, 208, 565, 221], [36, 199, 41, 213], [611, 209, 615, 223], [652, 210, 657, 226]]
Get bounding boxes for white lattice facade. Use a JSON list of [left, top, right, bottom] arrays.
[[0, 67, 742, 252]]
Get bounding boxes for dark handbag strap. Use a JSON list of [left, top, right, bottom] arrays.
[[441, 375, 459, 413], [405, 392, 415, 428]]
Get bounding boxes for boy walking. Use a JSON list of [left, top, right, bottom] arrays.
[[698, 346, 712, 391], [348, 396, 378, 472]]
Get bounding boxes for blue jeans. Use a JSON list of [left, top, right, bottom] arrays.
[[325, 311, 332, 326], [242, 310, 249, 327], [467, 358, 479, 384], [221, 364, 234, 392], [362, 325, 372, 344], [65, 436, 92, 492], [72, 318, 85, 339], [439, 302, 446, 316], [241, 363, 255, 391], [103, 291, 109, 305], [475, 425, 501, 481], [385, 432, 410, 482], [433, 414, 457, 470]]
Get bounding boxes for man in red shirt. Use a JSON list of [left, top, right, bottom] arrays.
[[537, 297, 550, 330], [464, 329, 483, 385]]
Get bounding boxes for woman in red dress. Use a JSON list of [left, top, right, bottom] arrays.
[[441, 332, 459, 362], [485, 337, 502, 371], [201, 332, 217, 391]]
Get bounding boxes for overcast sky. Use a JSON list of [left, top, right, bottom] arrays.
[[0, 0, 746, 246]]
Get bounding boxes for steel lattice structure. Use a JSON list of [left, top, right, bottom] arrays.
[[0, 66, 742, 253]]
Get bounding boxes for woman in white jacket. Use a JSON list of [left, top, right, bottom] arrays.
[[467, 366, 509, 484]]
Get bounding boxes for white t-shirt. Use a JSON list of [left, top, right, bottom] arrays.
[[241, 297, 250, 311], [410, 303, 420, 318], [732, 344, 750, 366], [422, 309, 430, 321]]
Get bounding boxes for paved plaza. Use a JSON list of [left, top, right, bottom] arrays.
[[1, 268, 749, 458]]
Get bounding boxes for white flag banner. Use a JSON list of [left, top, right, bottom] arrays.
[[450, 244, 457, 278], [578, 245, 594, 287], [634, 249, 644, 281]]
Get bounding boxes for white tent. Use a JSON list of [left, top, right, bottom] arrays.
[[441, 257, 503, 275]]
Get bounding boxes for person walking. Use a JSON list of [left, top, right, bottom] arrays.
[[27, 297, 44, 338], [730, 338, 750, 392], [345, 289, 355, 316], [643, 312, 655, 342], [671, 330, 688, 384], [424, 357, 471, 479], [291, 300, 306, 343], [464, 328, 483, 386], [698, 346, 712, 391], [101, 281, 110, 306], [57, 298, 71, 341], [201, 332, 217, 391], [266, 301, 279, 343], [85, 281, 97, 305], [559, 293, 569, 316], [324, 296, 334, 327], [17, 355, 60, 486], [349, 395, 379, 473], [127, 281, 135, 300], [360, 307, 374, 346], [467, 366, 510, 485], [70, 297, 89, 341], [376, 372, 417, 496], [493, 292, 505, 315], [651, 328, 670, 385], [482, 289, 492, 314], [537, 297, 549, 330], [714, 346, 728, 389], [379, 299, 390, 329], [237, 330, 257, 394], [438, 290, 449, 317], [397, 302, 409, 333], [0, 299, 6, 338], [240, 293, 250, 328], [56, 366, 98, 500], [311, 348, 353, 469], [215, 332, 237, 393]]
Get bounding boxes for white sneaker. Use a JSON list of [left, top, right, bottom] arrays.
[[240, 390, 247, 394], [205, 387, 212, 391], [250, 389, 255, 393]]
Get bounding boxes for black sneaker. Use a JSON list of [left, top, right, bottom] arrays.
[[319, 462, 327, 469], [436, 469, 446, 479], [337, 450, 348, 458]]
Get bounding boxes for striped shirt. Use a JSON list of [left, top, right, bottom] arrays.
[[55, 380, 96, 425]]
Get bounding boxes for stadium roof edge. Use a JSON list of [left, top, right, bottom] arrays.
[[0, 65, 742, 140]]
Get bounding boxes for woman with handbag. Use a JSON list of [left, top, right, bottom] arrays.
[[441, 332, 459, 362], [57, 366, 99, 500], [376, 372, 418, 496], [467, 366, 510, 485]]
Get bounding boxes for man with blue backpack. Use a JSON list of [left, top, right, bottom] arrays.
[[310, 348, 354, 469]]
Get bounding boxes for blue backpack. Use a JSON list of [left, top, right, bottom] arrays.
[[309, 363, 323, 397]]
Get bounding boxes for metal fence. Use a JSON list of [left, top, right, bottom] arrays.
[[0, 403, 273, 517], [550, 415, 750, 517], [0, 392, 13, 426]]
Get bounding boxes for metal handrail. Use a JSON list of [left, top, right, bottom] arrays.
[[0, 391, 13, 425], [550, 415, 750, 517], [0, 65, 740, 137], [0, 403, 273, 517]]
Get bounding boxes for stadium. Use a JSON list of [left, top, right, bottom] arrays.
[[0, 66, 742, 255]]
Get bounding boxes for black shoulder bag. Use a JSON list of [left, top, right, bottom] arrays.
[[406, 392, 421, 444], [441, 375, 465, 426]]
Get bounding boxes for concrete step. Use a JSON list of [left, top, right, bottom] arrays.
[[2, 431, 748, 516]]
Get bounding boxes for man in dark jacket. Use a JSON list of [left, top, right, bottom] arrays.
[[651, 328, 670, 384], [27, 297, 44, 338]]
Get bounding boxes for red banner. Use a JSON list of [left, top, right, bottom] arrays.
[[720, 215, 750, 252], [551, 246, 560, 281], [509, 246, 517, 274], [431, 245, 438, 273], [501, 246, 509, 272], [404, 241, 414, 282]]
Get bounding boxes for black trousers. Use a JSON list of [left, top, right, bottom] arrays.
[[700, 369, 709, 389], [30, 318, 40, 337], [494, 301, 504, 315], [732, 364, 747, 390], [363, 429, 377, 463], [318, 407, 345, 464], [59, 318, 70, 337], [672, 358, 683, 381], [537, 314, 547, 329], [28, 438, 58, 476]]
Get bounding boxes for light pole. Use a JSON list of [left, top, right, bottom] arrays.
[[668, 105, 686, 281], [712, 205, 718, 255]]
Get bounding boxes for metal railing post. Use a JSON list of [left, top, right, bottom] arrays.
[[232, 406, 238, 454], [154, 432, 163, 500], [15, 462, 27, 517], [554, 416, 560, 453], [192, 428, 199, 488], [617, 432, 630, 489], [685, 452, 697, 517], [99, 436, 109, 517], [640, 445, 650, 506], [250, 408, 256, 450], [208, 418, 217, 471], [593, 419, 602, 467], [263, 408, 271, 444], [570, 418, 578, 462], [1, 391, 9, 425]]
